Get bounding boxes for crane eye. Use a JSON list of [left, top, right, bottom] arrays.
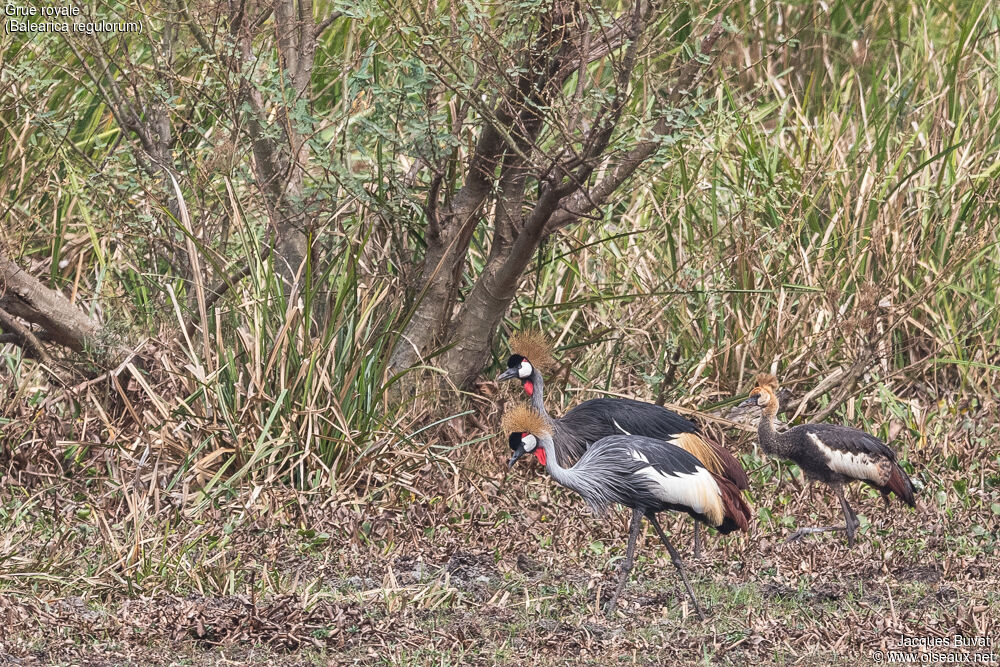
[[518, 360, 533, 379], [521, 433, 537, 451]]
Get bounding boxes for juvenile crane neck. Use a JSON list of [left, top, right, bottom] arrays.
[[756, 405, 787, 456]]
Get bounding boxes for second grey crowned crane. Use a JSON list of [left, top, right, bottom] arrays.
[[503, 405, 751, 617], [497, 330, 750, 557]]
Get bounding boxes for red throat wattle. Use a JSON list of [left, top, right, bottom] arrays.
[[523, 380, 534, 396], [534, 449, 546, 465]]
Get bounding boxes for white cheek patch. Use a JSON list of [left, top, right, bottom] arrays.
[[518, 360, 533, 379], [521, 434, 537, 451], [807, 433, 881, 482]]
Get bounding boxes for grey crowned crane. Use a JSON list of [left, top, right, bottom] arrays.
[[503, 405, 751, 617], [741, 373, 917, 547], [497, 331, 749, 556]]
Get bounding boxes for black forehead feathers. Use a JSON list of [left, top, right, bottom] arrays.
[[508, 432, 523, 451], [506, 354, 526, 368]]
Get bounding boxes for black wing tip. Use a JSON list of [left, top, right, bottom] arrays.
[[887, 463, 917, 507], [715, 516, 744, 535]]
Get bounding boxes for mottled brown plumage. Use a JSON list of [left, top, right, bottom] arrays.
[[755, 372, 779, 392], [745, 371, 916, 547]]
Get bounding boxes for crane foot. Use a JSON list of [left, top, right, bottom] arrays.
[[785, 525, 847, 543]]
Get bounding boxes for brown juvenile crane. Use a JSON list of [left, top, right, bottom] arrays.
[[497, 331, 749, 556], [740, 373, 917, 546], [503, 405, 751, 617]]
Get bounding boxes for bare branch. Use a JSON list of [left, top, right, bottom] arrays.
[[545, 15, 726, 233], [296, 0, 316, 90], [174, 0, 214, 55], [491, 1, 580, 249], [0, 254, 101, 353], [425, 173, 444, 243], [314, 11, 343, 38], [551, 7, 640, 84], [183, 247, 273, 340], [0, 305, 55, 366], [558, 1, 648, 183]]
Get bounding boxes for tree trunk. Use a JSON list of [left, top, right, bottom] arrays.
[[438, 260, 513, 387], [0, 255, 102, 353], [388, 238, 465, 370], [387, 6, 724, 388], [440, 187, 565, 385], [388, 116, 507, 373], [250, 128, 309, 285], [240, 0, 317, 289]]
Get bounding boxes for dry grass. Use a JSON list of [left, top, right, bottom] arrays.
[[3, 0, 1000, 664], [2, 390, 998, 664]]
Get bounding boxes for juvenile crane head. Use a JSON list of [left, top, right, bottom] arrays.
[[501, 405, 552, 468], [495, 331, 553, 397], [740, 372, 781, 416]]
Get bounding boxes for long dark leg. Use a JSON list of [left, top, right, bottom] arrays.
[[645, 512, 705, 620], [835, 484, 858, 547], [606, 508, 644, 615], [693, 521, 702, 559]]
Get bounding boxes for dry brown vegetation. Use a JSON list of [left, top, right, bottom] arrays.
[[2, 0, 1000, 664], [2, 393, 998, 664]]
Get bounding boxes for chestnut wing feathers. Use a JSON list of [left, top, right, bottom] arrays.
[[559, 398, 749, 489]]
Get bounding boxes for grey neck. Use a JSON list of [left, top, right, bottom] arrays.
[[539, 434, 579, 489], [756, 409, 786, 456], [538, 433, 610, 513], [529, 368, 589, 467], [528, 369, 547, 415]]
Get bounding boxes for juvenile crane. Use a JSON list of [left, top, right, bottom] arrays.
[[741, 373, 916, 546], [497, 331, 749, 556], [503, 405, 751, 617]]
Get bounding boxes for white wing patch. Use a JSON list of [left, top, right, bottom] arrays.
[[613, 419, 632, 435], [632, 465, 723, 526], [629, 449, 649, 464], [807, 432, 882, 483]]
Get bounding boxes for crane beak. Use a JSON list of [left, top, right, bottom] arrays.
[[738, 395, 759, 407], [508, 446, 526, 468], [496, 368, 518, 382]]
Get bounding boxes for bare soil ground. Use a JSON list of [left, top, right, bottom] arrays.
[[1, 403, 998, 666]]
